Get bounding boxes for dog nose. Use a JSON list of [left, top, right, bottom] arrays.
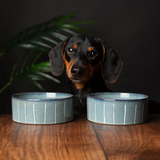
[[71, 67, 84, 77]]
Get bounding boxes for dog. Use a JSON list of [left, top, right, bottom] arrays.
[[49, 35, 123, 113]]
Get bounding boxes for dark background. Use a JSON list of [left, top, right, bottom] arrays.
[[0, 0, 160, 114]]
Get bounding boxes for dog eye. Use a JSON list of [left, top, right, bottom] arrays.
[[88, 51, 98, 59], [67, 47, 74, 53]]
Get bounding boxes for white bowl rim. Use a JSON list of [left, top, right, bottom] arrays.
[[12, 92, 73, 101], [87, 92, 148, 101]]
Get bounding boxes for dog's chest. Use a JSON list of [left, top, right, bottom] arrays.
[[73, 88, 92, 113]]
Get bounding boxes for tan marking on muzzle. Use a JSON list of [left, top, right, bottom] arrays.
[[63, 54, 76, 78]]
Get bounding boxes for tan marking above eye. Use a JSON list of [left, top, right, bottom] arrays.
[[88, 47, 94, 52], [73, 44, 77, 50]]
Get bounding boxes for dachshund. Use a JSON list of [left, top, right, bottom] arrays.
[[49, 35, 123, 113]]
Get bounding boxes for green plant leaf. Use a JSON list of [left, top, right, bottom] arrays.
[[40, 36, 58, 45], [69, 20, 98, 25], [7, 52, 60, 92], [61, 24, 91, 35], [29, 61, 51, 72], [31, 53, 43, 66], [0, 12, 97, 94], [57, 12, 78, 26], [15, 70, 60, 83], [13, 43, 49, 52], [49, 32, 68, 41], [23, 75, 45, 91], [30, 40, 53, 49], [0, 13, 96, 54], [60, 28, 78, 36]]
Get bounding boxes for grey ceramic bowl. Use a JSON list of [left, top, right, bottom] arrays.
[[12, 92, 74, 124], [87, 92, 148, 125]]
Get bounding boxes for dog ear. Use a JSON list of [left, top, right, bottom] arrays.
[[48, 39, 68, 76], [101, 41, 123, 83]]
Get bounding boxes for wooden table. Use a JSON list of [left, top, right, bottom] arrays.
[[0, 115, 160, 160]]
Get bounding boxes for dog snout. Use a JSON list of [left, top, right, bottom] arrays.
[[71, 66, 84, 77]]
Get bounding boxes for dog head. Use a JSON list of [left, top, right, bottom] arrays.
[[49, 36, 123, 89]]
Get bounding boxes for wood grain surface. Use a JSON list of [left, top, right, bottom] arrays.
[[0, 115, 160, 160], [92, 115, 160, 160], [0, 115, 106, 160]]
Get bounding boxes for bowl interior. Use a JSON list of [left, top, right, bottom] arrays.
[[88, 92, 148, 101], [13, 92, 73, 101]]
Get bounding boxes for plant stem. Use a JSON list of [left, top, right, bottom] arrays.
[[0, 82, 11, 94], [32, 53, 43, 66]]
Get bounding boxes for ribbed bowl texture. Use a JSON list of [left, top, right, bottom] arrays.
[[87, 92, 148, 125], [12, 92, 74, 124]]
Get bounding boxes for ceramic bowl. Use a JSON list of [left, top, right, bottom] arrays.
[[12, 92, 74, 124], [87, 92, 148, 125]]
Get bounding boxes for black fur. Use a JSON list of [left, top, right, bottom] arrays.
[[49, 36, 123, 113], [69, 70, 111, 113]]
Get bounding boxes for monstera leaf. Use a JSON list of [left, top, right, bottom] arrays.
[[0, 12, 96, 94]]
